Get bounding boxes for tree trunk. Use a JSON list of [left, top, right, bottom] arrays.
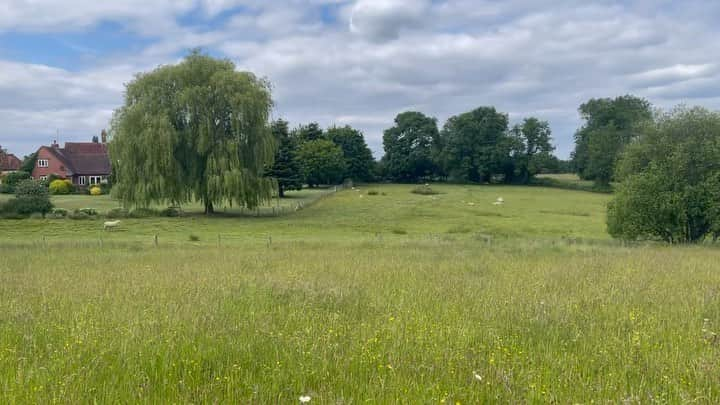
[[204, 201, 214, 215], [278, 186, 285, 198]]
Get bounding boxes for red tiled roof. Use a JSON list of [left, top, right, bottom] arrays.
[[43, 142, 111, 175], [0, 152, 22, 171]]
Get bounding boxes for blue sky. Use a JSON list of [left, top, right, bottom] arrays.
[[1, 0, 720, 159]]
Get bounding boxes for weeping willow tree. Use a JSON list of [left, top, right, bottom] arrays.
[[109, 51, 276, 214]]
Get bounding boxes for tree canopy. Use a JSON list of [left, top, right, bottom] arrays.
[[382, 111, 440, 181], [266, 119, 303, 197], [296, 139, 346, 187], [109, 51, 276, 214], [607, 107, 720, 243], [509, 117, 554, 183], [572, 95, 652, 186], [438, 106, 510, 183], [326, 125, 374, 182]]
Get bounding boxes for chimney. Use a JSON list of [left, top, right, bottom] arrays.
[[101, 129, 108, 144], [52, 139, 59, 148]]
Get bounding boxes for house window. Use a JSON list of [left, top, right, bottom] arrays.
[[78, 176, 86, 186], [38, 159, 49, 168], [89, 176, 102, 185], [39, 175, 48, 181]]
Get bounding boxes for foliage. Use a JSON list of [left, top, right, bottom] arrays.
[[608, 106, 720, 243], [326, 125, 375, 182], [291, 122, 324, 143], [160, 207, 182, 217], [8, 179, 53, 215], [129, 208, 159, 218], [0, 171, 31, 194], [90, 186, 102, 196], [572, 95, 652, 186], [508, 117, 555, 183], [50, 208, 68, 217], [68, 211, 92, 220], [109, 50, 276, 215], [49, 179, 74, 195], [382, 111, 441, 181], [437, 106, 511, 183], [106, 207, 129, 219], [296, 139, 346, 187], [20, 153, 37, 174], [266, 119, 303, 197]]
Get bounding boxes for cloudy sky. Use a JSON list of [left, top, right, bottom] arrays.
[[1, 0, 719, 158]]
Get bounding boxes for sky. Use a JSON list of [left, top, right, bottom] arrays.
[[1, 0, 719, 159]]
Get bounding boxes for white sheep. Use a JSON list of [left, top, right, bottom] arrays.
[[103, 220, 121, 231], [493, 197, 505, 206]]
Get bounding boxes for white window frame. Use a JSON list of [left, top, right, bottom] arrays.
[[89, 176, 102, 185], [39, 175, 48, 181], [38, 159, 49, 168], [78, 176, 86, 186]]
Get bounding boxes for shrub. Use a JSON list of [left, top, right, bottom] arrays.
[[51, 208, 68, 217], [129, 208, 158, 218], [367, 190, 379, 196], [411, 184, 440, 195], [77, 208, 98, 216], [12, 179, 52, 215], [0, 171, 31, 194], [68, 211, 91, 220], [89, 186, 102, 196], [49, 179, 73, 195], [189, 234, 200, 242], [160, 207, 181, 217], [106, 207, 129, 219]]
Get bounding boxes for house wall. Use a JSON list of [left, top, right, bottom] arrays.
[[31, 147, 69, 180]]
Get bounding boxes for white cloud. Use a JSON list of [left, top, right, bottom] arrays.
[[1, 0, 720, 160]]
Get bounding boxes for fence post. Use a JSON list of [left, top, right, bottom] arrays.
[[154, 234, 158, 247]]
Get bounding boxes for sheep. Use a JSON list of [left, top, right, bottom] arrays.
[[103, 220, 121, 231], [493, 197, 505, 206]]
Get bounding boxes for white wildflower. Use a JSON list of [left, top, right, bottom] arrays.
[[299, 395, 311, 403]]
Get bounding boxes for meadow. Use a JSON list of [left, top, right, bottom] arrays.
[[1, 184, 720, 403]]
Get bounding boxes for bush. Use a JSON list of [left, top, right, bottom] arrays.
[[68, 211, 92, 220], [106, 207, 129, 219], [367, 190, 379, 196], [160, 207, 182, 217], [89, 186, 102, 196], [49, 179, 74, 195], [77, 208, 98, 216], [411, 184, 440, 195], [51, 208, 68, 217], [0, 171, 31, 194], [11, 179, 52, 215], [129, 208, 158, 218], [189, 234, 200, 241]]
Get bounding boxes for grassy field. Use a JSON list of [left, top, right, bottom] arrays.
[[2, 184, 720, 402]]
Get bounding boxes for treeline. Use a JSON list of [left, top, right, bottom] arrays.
[[271, 106, 567, 192]]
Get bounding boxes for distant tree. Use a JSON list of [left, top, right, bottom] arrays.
[[10, 179, 53, 215], [607, 106, 720, 243], [572, 95, 652, 187], [382, 111, 441, 181], [509, 117, 555, 183], [92, 135, 99, 143], [297, 139, 346, 187], [292, 122, 324, 144], [20, 152, 37, 174], [0, 171, 31, 194], [326, 125, 374, 182], [109, 51, 276, 214], [266, 119, 303, 197], [438, 106, 510, 183]]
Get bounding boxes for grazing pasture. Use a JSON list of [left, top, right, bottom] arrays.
[[1, 184, 719, 403]]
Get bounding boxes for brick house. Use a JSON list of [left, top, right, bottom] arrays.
[[0, 146, 22, 176], [32, 133, 111, 187]]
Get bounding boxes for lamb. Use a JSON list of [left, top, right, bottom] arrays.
[[103, 220, 121, 231]]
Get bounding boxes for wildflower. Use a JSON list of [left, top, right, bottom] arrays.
[[473, 371, 483, 381], [299, 395, 311, 403]]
